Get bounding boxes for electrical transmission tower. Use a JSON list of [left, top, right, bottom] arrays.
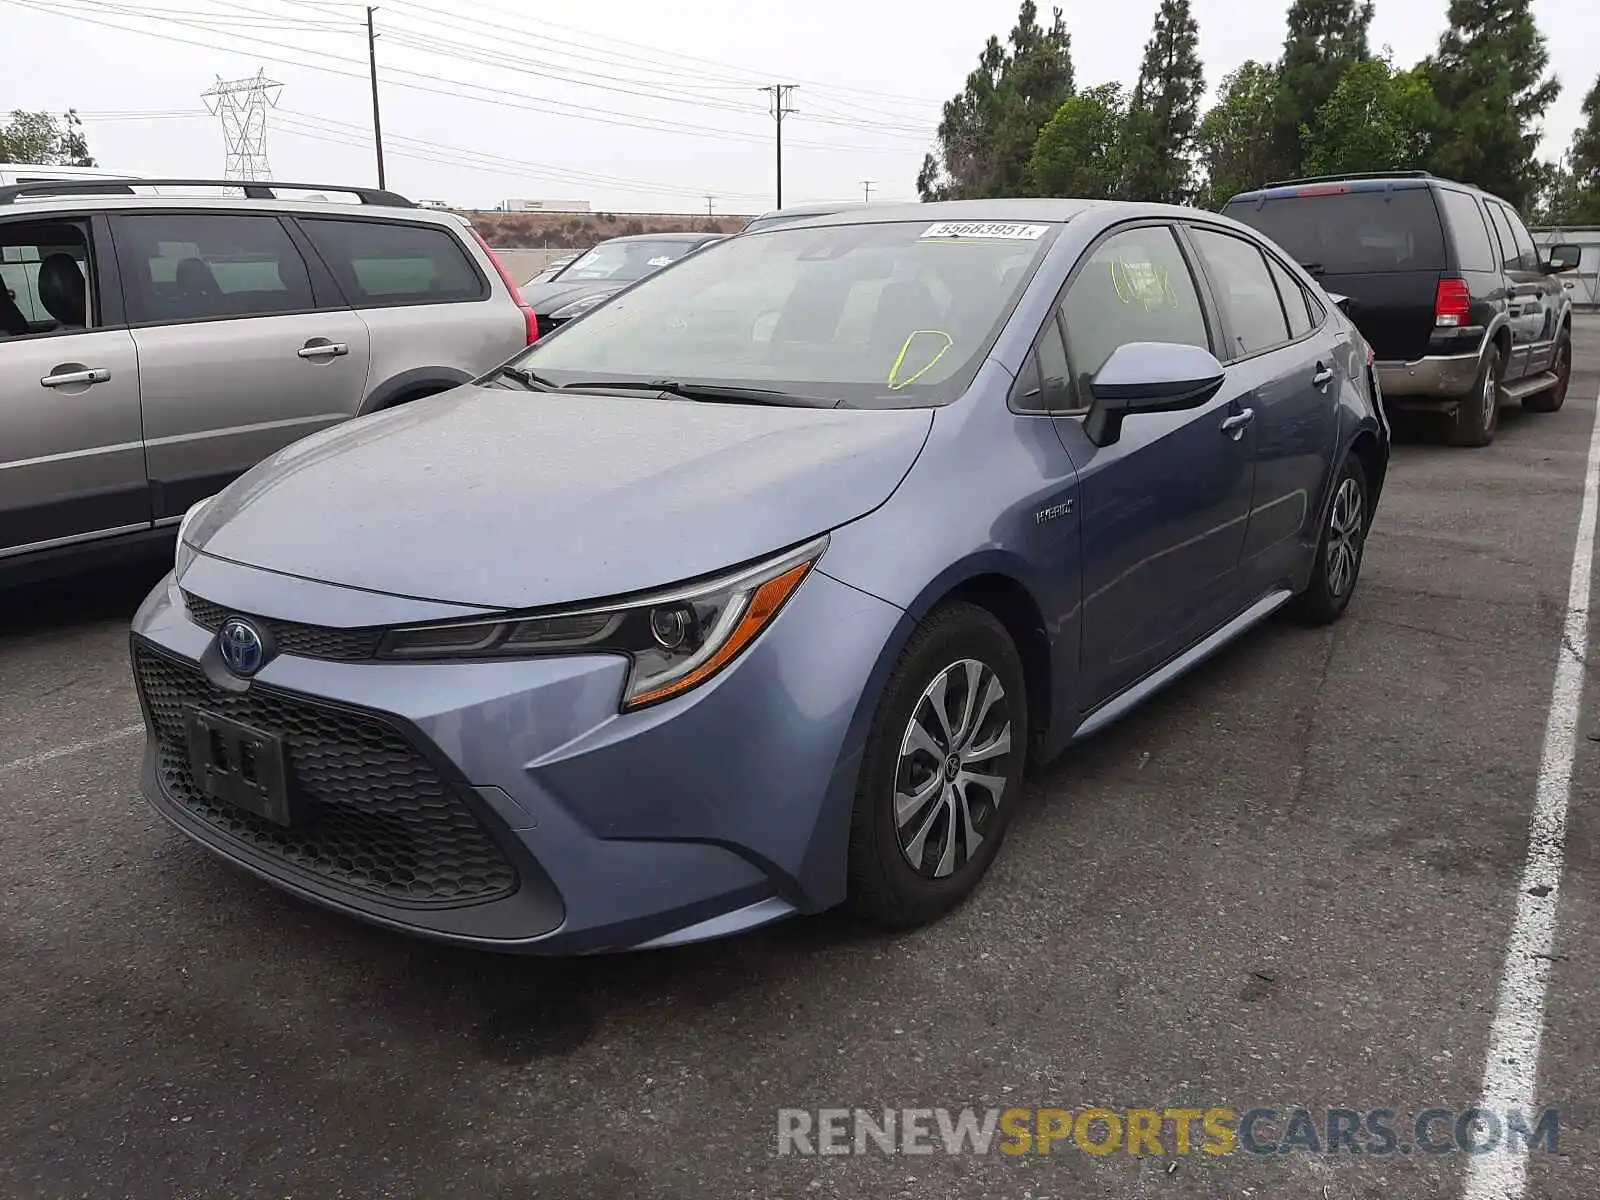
[[202, 69, 282, 185]]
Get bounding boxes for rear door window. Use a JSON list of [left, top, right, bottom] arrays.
[[1188, 227, 1290, 358], [299, 217, 486, 306], [1482, 203, 1519, 272], [1221, 188, 1447, 275], [1496, 204, 1541, 273], [1434, 189, 1496, 272], [1265, 254, 1313, 339], [115, 213, 315, 324]]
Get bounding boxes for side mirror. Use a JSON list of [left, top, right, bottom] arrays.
[[1544, 243, 1582, 274], [1083, 342, 1227, 447]]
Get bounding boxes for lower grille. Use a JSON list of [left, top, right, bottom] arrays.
[[133, 641, 517, 907], [183, 591, 383, 662]]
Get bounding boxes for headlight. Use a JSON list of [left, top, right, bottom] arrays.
[[376, 536, 828, 711], [549, 292, 611, 320], [173, 495, 215, 580]]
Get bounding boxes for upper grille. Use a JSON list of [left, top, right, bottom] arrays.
[[183, 592, 384, 662], [133, 641, 518, 907]]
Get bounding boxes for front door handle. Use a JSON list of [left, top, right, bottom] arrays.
[[297, 341, 349, 359], [40, 366, 111, 388], [1312, 364, 1335, 388], [1220, 407, 1255, 440]]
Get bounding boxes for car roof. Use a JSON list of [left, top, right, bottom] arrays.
[[748, 197, 1187, 233], [0, 192, 468, 224], [1227, 171, 1490, 204], [591, 231, 723, 244]]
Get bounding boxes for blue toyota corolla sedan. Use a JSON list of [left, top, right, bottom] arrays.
[[130, 199, 1390, 953]]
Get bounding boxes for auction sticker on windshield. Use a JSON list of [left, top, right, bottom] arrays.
[[920, 221, 1050, 241]]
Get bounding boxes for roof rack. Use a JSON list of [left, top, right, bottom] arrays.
[[1260, 170, 1434, 189], [0, 178, 414, 206]]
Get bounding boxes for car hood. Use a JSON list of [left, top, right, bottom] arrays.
[[188, 386, 934, 610], [520, 278, 626, 312]]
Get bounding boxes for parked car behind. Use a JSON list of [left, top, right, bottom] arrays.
[[1223, 171, 1579, 446], [0, 177, 539, 586], [521, 231, 725, 333], [523, 251, 580, 288], [135, 198, 1387, 955], [740, 201, 867, 233]]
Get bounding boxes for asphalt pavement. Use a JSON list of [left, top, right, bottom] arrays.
[[4, 321, 1600, 1199]]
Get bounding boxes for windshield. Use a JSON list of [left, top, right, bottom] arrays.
[[504, 218, 1057, 408], [558, 239, 703, 283], [1222, 189, 1447, 274]]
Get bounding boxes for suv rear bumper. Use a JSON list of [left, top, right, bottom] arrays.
[[1376, 351, 1481, 398]]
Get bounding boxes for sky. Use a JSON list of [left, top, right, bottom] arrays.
[[5, 0, 1594, 215]]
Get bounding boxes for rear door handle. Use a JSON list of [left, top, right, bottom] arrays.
[[298, 342, 349, 359], [40, 367, 110, 388], [1313, 364, 1335, 388], [1220, 408, 1255, 439]]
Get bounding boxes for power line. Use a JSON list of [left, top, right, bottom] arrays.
[[760, 84, 797, 210], [7, 0, 915, 154]]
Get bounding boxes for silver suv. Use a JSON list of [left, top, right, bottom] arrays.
[[0, 178, 538, 584]]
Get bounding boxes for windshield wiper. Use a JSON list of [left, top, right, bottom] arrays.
[[492, 364, 559, 391], [558, 379, 844, 408]]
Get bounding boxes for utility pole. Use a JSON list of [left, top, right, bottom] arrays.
[[759, 84, 797, 209], [862, 179, 875, 204], [366, 6, 385, 188], [704, 195, 714, 217]]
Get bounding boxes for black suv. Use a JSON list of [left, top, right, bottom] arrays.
[[1223, 172, 1581, 446]]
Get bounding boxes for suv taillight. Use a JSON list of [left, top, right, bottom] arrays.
[[468, 226, 540, 344], [1434, 277, 1470, 328]]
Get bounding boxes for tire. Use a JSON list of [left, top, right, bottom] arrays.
[[1446, 342, 1502, 447], [1290, 453, 1370, 626], [1523, 331, 1572, 413], [845, 602, 1028, 928]]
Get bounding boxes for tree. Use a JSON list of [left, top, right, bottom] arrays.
[[1029, 83, 1129, 199], [1560, 73, 1600, 223], [917, 1, 1076, 200], [1120, 0, 1205, 203], [1421, 0, 1558, 211], [1273, 0, 1375, 179], [1301, 56, 1441, 178], [1195, 61, 1280, 208], [0, 109, 95, 166]]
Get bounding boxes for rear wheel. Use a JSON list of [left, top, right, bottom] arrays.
[[1523, 331, 1572, 413], [1290, 452, 1369, 626], [1446, 343, 1501, 447], [845, 603, 1027, 929]]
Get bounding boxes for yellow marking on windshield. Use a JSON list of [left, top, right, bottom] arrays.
[[1109, 258, 1180, 311], [887, 330, 954, 390]]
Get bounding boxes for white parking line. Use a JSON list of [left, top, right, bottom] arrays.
[[0, 723, 144, 774], [1462, 383, 1600, 1200]]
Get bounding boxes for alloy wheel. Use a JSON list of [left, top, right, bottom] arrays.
[[1327, 476, 1365, 599], [1481, 363, 1498, 431], [1554, 341, 1573, 402], [893, 658, 1014, 879]]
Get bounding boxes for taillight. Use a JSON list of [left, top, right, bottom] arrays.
[[469, 226, 540, 344], [1434, 277, 1470, 328]]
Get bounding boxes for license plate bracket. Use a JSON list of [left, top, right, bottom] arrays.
[[183, 706, 297, 827]]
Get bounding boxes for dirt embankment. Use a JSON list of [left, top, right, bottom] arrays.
[[465, 210, 753, 248]]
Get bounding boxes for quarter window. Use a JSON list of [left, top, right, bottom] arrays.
[[117, 214, 314, 323], [1482, 203, 1518, 272], [1435, 189, 1496, 272], [1266, 254, 1313, 339], [1188, 228, 1291, 358], [1059, 224, 1210, 396], [299, 218, 486, 305]]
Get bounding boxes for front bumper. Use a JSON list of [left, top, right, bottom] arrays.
[[130, 554, 904, 953], [1375, 351, 1482, 399]]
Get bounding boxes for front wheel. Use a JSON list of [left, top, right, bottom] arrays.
[[1290, 453, 1369, 626], [845, 603, 1028, 929]]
